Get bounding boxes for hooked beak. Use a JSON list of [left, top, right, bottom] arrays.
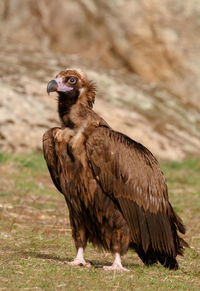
[[47, 78, 73, 95], [47, 80, 58, 94]]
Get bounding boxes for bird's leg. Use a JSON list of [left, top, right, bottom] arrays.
[[103, 253, 129, 271], [67, 218, 90, 267], [68, 247, 90, 267]]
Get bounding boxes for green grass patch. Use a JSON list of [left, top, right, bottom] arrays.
[[0, 152, 200, 290], [0, 152, 10, 164], [14, 151, 47, 171]]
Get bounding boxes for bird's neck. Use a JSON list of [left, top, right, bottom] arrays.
[[58, 92, 78, 128], [58, 100, 73, 128], [57, 87, 95, 129]]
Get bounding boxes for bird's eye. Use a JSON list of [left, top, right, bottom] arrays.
[[68, 77, 77, 85]]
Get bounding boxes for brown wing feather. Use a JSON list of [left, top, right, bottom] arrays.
[[43, 128, 62, 193], [86, 126, 186, 256], [86, 126, 168, 212]]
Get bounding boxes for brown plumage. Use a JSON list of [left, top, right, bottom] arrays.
[[43, 68, 189, 271]]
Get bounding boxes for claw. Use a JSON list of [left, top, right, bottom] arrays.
[[103, 253, 129, 272], [68, 258, 91, 267], [67, 247, 90, 267]]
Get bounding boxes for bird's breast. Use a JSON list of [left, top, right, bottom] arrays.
[[70, 123, 87, 151], [54, 128, 73, 144], [54, 124, 86, 152]]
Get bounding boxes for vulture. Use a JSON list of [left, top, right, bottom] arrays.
[[43, 68, 188, 271]]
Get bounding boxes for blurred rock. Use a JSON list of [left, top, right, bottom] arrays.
[[0, 46, 199, 160], [1, 0, 200, 109]]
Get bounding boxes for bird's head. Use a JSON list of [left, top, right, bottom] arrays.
[[47, 68, 96, 107]]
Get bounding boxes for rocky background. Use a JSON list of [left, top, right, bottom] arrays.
[[0, 0, 200, 160]]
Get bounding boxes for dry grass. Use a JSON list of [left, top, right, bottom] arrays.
[[0, 152, 199, 290]]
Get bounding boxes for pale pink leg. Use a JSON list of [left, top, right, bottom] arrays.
[[103, 253, 129, 272], [68, 247, 90, 267]]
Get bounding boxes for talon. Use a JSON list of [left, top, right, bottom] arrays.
[[67, 247, 91, 267], [67, 259, 86, 266], [67, 258, 91, 267], [103, 253, 129, 271], [79, 262, 91, 268]]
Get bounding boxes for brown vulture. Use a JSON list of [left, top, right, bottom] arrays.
[[43, 68, 188, 271]]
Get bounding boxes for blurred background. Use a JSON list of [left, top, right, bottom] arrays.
[[1, 2, 200, 288], [0, 0, 200, 160]]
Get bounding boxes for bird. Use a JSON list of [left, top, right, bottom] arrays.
[[43, 68, 189, 271]]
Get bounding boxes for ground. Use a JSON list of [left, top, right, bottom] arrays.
[[0, 152, 199, 290]]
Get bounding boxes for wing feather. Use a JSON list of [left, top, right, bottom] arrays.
[[43, 128, 62, 193], [86, 126, 168, 212], [86, 126, 180, 255]]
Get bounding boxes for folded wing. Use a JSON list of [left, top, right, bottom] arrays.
[[86, 126, 186, 257]]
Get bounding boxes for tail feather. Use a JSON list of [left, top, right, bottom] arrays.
[[169, 203, 186, 234], [129, 203, 189, 270], [169, 204, 189, 256]]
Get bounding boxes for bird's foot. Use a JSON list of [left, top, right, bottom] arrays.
[[67, 247, 90, 267], [67, 258, 91, 267], [103, 252, 129, 271], [103, 263, 129, 272]]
